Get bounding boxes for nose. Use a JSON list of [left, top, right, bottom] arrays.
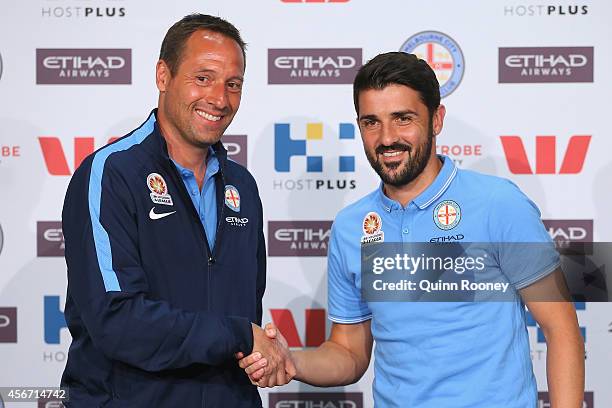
[[379, 121, 399, 147], [205, 82, 227, 110]]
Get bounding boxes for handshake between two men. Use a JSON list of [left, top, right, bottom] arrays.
[[237, 320, 375, 388], [236, 323, 296, 388]]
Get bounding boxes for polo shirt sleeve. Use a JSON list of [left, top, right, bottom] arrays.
[[487, 179, 561, 290], [327, 222, 372, 324]]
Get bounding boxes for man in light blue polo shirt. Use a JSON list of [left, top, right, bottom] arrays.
[[238, 52, 584, 407]]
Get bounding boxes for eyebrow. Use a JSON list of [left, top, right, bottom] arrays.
[[359, 110, 418, 121], [193, 69, 244, 82], [390, 109, 418, 118], [358, 114, 378, 122]]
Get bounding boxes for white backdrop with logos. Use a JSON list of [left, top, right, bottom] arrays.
[[0, 1, 610, 407]]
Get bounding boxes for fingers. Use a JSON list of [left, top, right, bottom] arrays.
[[245, 358, 268, 376], [249, 367, 266, 382], [238, 352, 261, 369], [285, 359, 297, 379], [276, 362, 287, 386], [264, 322, 277, 339], [235, 352, 244, 360]]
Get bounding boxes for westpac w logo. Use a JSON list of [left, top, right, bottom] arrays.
[[270, 308, 326, 348], [274, 122, 355, 173], [500, 135, 590, 174], [39, 136, 118, 176]]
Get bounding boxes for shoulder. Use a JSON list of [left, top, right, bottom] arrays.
[[333, 189, 379, 228], [455, 168, 533, 205], [76, 115, 156, 182], [225, 159, 257, 186]]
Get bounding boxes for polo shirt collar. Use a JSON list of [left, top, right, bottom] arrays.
[[172, 147, 219, 179], [377, 155, 457, 212]]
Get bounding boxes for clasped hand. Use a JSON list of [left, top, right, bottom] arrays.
[[236, 323, 296, 387]]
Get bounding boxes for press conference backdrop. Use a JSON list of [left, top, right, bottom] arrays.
[[0, 1, 610, 407]]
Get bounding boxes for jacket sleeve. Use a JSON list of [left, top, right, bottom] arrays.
[[255, 192, 266, 326], [62, 156, 253, 372]]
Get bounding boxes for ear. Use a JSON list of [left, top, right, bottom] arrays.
[[156, 60, 171, 92], [432, 105, 446, 136]]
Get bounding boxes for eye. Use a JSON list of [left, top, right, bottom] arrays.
[[227, 81, 243, 92], [196, 75, 210, 84], [396, 115, 412, 124], [361, 119, 377, 128]]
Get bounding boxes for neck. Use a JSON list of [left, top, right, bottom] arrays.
[[156, 108, 209, 186], [383, 154, 443, 207]]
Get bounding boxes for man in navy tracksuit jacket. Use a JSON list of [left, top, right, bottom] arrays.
[[59, 14, 290, 407]]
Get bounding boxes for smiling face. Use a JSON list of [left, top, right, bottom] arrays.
[[156, 29, 245, 149], [357, 84, 444, 187]]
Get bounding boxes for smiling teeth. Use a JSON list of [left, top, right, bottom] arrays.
[[383, 151, 402, 157], [196, 110, 221, 121]]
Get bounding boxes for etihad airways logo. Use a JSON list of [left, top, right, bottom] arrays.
[[37, 222, 64, 257], [268, 49, 361, 84], [36, 49, 132, 84], [268, 221, 332, 256], [500, 135, 590, 174], [499, 47, 593, 83], [269, 392, 363, 408]]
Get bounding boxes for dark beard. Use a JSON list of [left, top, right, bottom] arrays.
[[365, 125, 434, 187]]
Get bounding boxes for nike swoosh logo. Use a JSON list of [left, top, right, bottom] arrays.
[[149, 208, 176, 220]]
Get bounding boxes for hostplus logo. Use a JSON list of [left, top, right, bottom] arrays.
[[527, 302, 585, 360], [500, 135, 590, 174], [503, 4, 588, 17], [43, 296, 68, 363], [41, 0, 126, 19], [273, 122, 356, 190]]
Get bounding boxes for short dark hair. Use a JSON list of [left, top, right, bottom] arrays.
[[159, 13, 247, 75], [353, 52, 440, 118]]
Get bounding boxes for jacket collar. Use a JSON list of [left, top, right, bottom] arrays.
[[144, 109, 229, 170]]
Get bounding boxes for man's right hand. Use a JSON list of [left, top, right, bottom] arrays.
[[238, 323, 295, 387]]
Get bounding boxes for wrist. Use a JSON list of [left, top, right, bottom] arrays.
[[291, 350, 304, 381]]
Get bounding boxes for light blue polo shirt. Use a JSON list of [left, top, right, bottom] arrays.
[[173, 148, 219, 250], [328, 155, 559, 407]]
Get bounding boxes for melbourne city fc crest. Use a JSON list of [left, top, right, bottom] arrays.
[[147, 173, 173, 206], [400, 31, 465, 98], [224, 185, 241, 212], [361, 212, 384, 244], [434, 200, 461, 230]]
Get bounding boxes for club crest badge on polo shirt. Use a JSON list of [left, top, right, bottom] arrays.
[[224, 185, 241, 212], [433, 200, 461, 230], [361, 212, 385, 244], [147, 173, 173, 206]]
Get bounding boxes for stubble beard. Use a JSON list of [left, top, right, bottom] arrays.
[[365, 125, 434, 187]]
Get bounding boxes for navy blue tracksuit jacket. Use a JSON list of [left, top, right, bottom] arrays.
[[61, 110, 265, 407]]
